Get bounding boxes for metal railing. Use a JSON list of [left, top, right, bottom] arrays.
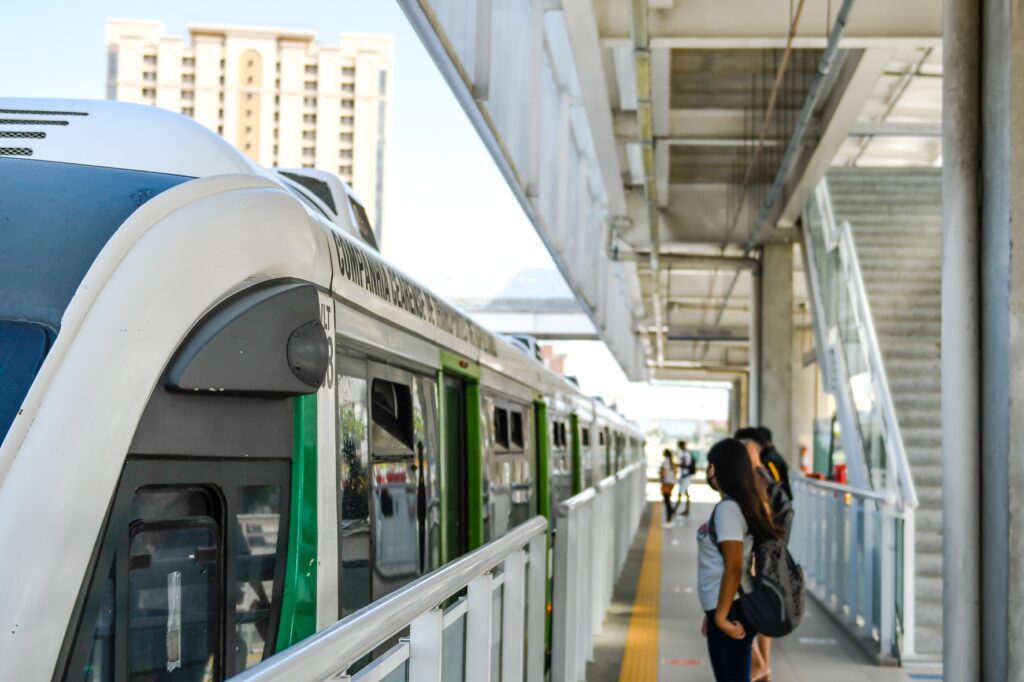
[[790, 476, 904, 662], [803, 178, 917, 506], [801, 178, 919, 656], [232, 517, 548, 682], [551, 462, 646, 682]]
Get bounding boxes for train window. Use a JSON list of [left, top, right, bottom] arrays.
[[560, 422, 568, 448], [81, 563, 114, 681], [413, 376, 441, 573], [337, 369, 371, 617], [494, 407, 510, 449], [581, 428, 590, 448], [371, 379, 414, 454], [234, 485, 284, 670], [128, 518, 221, 679], [61, 462, 290, 681], [599, 431, 605, 447], [348, 196, 378, 250], [510, 411, 524, 449]]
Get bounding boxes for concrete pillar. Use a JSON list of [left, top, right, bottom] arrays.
[[759, 243, 794, 460], [748, 268, 762, 426], [791, 322, 817, 471], [943, 0, 981, 676], [944, 0, 1024, 677]]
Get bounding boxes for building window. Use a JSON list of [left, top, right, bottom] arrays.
[[181, 107, 194, 116], [218, 108, 224, 119], [339, 165, 352, 175], [379, 70, 387, 96], [339, 133, 353, 142], [342, 83, 355, 93], [182, 57, 195, 68], [303, 96, 316, 107], [182, 90, 194, 101], [274, 112, 279, 122], [304, 81, 317, 92], [302, 147, 315, 157], [342, 67, 355, 77], [305, 64, 318, 75], [302, 162, 314, 168], [217, 125, 223, 134], [182, 74, 195, 84], [274, 95, 280, 105], [339, 149, 353, 159], [143, 72, 156, 82], [341, 100, 354, 110], [219, 76, 225, 85], [219, 59, 225, 69], [273, 145, 279, 155], [142, 88, 156, 98], [143, 54, 157, 66], [303, 131, 315, 140], [303, 114, 316, 124], [245, 109, 252, 118], [340, 116, 353, 125], [219, 92, 224, 103], [246, 92, 253, 101]]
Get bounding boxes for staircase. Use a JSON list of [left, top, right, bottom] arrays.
[[827, 167, 943, 656]]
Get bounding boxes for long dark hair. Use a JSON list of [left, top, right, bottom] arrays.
[[707, 438, 782, 543]]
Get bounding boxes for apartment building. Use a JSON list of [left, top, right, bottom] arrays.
[[106, 19, 392, 239]]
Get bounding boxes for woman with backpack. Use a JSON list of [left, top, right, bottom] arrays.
[[697, 438, 784, 681]]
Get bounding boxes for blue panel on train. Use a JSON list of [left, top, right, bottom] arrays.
[[0, 157, 190, 333], [0, 321, 49, 442]]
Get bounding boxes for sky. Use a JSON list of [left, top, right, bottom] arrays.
[[1, 0, 729, 423]]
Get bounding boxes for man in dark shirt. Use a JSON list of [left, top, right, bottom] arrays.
[[758, 426, 792, 501]]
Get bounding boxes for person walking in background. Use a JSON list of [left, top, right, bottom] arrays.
[[697, 438, 783, 681], [674, 440, 695, 517], [660, 448, 676, 526], [758, 426, 792, 501]]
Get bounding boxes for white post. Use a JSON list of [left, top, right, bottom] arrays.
[[465, 572, 494, 680], [501, 549, 526, 682], [879, 504, 895, 656], [552, 506, 572, 682], [409, 607, 443, 682], [526, 535, 546, 682]]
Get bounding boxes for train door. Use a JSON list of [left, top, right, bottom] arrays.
[[366, 364, 424, 600], [443, 374, 470, 561]]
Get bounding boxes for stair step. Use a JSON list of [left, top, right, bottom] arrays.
[[915, 625, 944, 655], [916, 528, 943, 553], [915, 574, 943, 604], [911, 464, 943, 488]]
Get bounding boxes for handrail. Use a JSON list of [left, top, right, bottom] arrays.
[[557, 487, 596, 514], [811, 179, 918, 510], [834, 218, 918, 509], [792, 473, 890, 504], [232, 516, 548, 681]]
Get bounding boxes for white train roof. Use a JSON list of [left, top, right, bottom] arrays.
[[0, 98, 261, 178]]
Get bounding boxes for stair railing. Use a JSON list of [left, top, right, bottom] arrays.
[[800, 177, 920, 658]]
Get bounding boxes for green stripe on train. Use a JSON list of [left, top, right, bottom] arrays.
[[277, 393, 319, 649]]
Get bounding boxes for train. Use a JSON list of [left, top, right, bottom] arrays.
[[0, 99, 645, 680]]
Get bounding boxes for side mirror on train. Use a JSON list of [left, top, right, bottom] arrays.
[[167, 282, 329, 396]]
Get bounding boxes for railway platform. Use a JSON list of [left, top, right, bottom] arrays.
[[588, 488, 941, 682]]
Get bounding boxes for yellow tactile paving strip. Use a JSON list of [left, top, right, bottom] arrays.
[[618, 505, 663, 681]]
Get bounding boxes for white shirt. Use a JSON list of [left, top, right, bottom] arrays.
[[660, 459, 676, 485], [696, 499, 754, 612], [678, 449, 693, 478]]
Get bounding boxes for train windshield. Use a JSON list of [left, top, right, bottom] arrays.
[[0, 157, 190, 446]]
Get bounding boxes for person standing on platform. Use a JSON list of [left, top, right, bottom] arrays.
[[674, 440, 695, 517], [697, 438, 782, 681], [758, 426, 792, 501], [660, 448, 676, 526]]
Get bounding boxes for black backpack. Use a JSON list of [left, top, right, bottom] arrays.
[[757, 468, 794, 543], [709, 502, 806, 637]]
